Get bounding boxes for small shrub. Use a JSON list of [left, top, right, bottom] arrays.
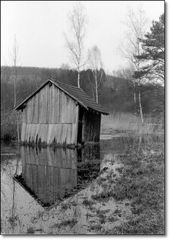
[[90, 224, 102, 232], [27, 227, 35, 234], [1, 110, 18, 140], [82, 199, 94, 208]]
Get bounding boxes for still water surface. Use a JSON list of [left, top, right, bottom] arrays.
[[1, 137, 131, 234]]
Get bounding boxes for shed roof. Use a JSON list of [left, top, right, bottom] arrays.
[[15, 80, 109, 115]]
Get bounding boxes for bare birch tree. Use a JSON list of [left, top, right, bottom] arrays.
[[120, 7, 148, 122], [65, 2, 87, 88], [12, 35, 19, 108], [88, 45, 103, 103], [12, 35, 20, 142]]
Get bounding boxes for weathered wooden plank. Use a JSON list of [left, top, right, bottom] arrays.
[[31, 96, 34, 123], [58, 124, 62, 144], [21, 123, 25, 142], [22, 109, 26, 123], [69, 124, 73, 144], [42, 87, 47, 124], [61, 92, 67, 123], [66, 124, 71, 144], [24, 124, 27, 143], [41, 124, 46, 142], [32, 95, 35, 124], [38, 88, 42, 123], [53, 124, 58, 144], [42, 87, 46, 123], [34, 124, 37, 142], [67, 98, 71, 123], [33, 94, 38, 123], [32, 124, 36, 142], [49, 124, 54, 144], [45, 85, 49, 124], [41, 87, 45, 124], [52, 124, 55, 144], [26, 102, 30, 123], [41, 124, 45, 143], [51, 85, 55, 123], [56, 88, 60, 123], [72, 126, 76, 144], [68, 98, 75, 123], [62, 124, 67, 144], [29, 124, 33, 142], [33, 124, 37, 143], [26, 124, 29, 142], [37, 124, 41, 143], [28, 124, 31, 142], [25, 104, 28, 124], [75, 105, 79, 144], [29, 124, 32, 142], [45, 124, 49, 143], [63, 124, 67, 144], [47, 124, 52, 144], [30, 124, 33, 142], [29, 101, 33, 124], [67, 124, 71, 144], [35, 124, 39, 144], [30, 96, 33, 123], [36, 92, 40, 123], [47, 84, 51, 123], [73, 100, 77, 123], [25, 107, 27, 124], [59, 90, 63, 123]]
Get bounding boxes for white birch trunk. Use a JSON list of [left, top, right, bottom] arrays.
[[77, 70, 80, 88], [95, 71, 98, 103], [138, 90, 144, 123], [13, 69, 16, 108]]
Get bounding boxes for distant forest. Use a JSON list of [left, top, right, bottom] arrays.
[[1, 66, 164, 116]]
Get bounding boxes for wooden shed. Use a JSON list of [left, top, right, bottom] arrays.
[[15, 80, 108, 146]]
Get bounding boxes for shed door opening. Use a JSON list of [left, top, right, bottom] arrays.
[[77, 107, 84, 144]]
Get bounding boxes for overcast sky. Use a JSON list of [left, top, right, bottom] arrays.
[[1, 1, 164, 73]]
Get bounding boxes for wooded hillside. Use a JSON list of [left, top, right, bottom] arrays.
[[1, 66, 164, 115]]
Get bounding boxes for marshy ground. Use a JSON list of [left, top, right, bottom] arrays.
[[1, 113, 164, 234]]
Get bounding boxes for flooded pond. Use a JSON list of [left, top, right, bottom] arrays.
[[1, 134, 163, 234]]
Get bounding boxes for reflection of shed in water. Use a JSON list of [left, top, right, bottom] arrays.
[[17, 145, 101, 206], [20, 147, 77, 206], [15, 80, 108, 146]]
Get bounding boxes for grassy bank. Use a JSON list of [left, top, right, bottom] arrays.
[[4, 135, 164, 234], [104, 136, 165, 234]]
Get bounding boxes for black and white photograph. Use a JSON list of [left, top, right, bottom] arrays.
[[1, 0, 165, 235]]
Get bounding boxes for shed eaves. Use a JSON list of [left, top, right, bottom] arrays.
[[15, 79, 109, 115]]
